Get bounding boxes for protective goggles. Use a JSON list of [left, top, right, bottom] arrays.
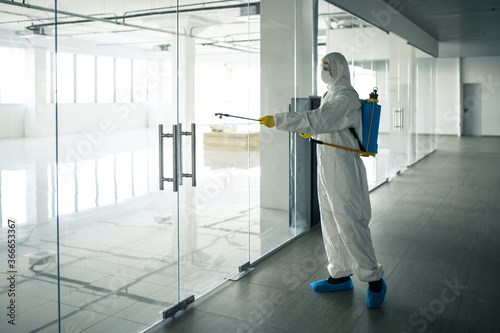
[[320, 63, 331, 72]]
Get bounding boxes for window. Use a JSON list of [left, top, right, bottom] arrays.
[[47, 53, 153, 104], [97, 56, 114, 103], [57, 52, 75, 103], [76, 54, 95, 103], [0, 47, 25, 103], [116, 58, 132, 103], [47, 52, 55, 103], [133, 60, 148, 102]]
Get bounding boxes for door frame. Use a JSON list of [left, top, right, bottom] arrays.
[[462, 83, 482, 136]]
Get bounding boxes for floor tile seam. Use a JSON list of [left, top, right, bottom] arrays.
[[239, 279, 302, 293], [402, 248, 479, 261], [383, 257, 404, 281], [344, 303, 374, 333], [213, 279, 298, 300], [453, 313, 500, 330], [389, 269, 472, 285], [371, 232, 427, 242], [346, 307, 418, 333], [268, 254, 327, 267], [238, 292, 298, 331], [427, 184, 471, 222], [399, 181, 455, 204], [412, 231, 481, 245], [244, 323, 295, 333], [80, 314, 145, 332], [29, 301, 113, 333], [58, 292, 119, 313], [59, 290, 143, 318], [110, 311, 159, 327], [0, 298, 54, 324], [387, 273, 476, 290], [346, 307, 366, 333], [389, 255, 474, 267], [188, 306, 259, 327], [449, 268, 475, 322]]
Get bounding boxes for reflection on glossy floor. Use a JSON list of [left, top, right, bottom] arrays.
[[0, 128, 301, 332], [148, 136, 500, 333]]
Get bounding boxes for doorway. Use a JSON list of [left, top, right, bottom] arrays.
[[463, 84, 482, 136]]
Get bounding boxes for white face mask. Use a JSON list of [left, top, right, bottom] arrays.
[[321, 70, 332, 84]]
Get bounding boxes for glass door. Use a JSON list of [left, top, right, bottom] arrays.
[[174, 0, 257, 301], [388, 34, 412, 175], [55, 1, 180, 331], [0, 3, 58, 332]]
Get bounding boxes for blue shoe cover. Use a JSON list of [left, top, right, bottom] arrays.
[[367, 279, 387, 308], [310, 279, 354, 292]]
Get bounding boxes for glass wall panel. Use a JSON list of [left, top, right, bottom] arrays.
[[388, 33, 412, 175], [256, 0, 314, 263], [319, 3, 390, 189], [415, 50, 437, 161], [56, 1, 179, 331], [0, 3, 58, 333], [318, 0, 436, 184], [175, 0, 256, 301]]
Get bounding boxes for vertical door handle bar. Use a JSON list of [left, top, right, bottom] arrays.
[[172, 124, 179, 191], [191, 123, 196, 186], [180, 123, 196, 187], [401, 107, 404, 131], [159, 124, 179, 192]]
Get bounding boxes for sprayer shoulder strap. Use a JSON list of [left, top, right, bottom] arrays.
[[348, 127, 365, 152]]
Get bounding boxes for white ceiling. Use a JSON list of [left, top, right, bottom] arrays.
[[381, 0, 500, 57], [0, 0, 258, 57]]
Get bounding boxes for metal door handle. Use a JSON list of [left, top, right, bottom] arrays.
[[394, 108, 400, 131], [159, 124, 179, 192], [180, 123, 196, 187], [400, 107, 404, 130], [393, 107, 404, 131]]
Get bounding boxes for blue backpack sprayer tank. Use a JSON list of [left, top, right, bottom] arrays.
[[309, 87, 382, 157]]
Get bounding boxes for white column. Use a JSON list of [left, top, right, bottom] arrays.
[[24, 47, 54, 225], [260, 0, 314, 210], [172, 34, 196, 125]]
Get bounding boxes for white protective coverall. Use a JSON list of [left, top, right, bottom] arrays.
[[274, 52, 384, 282]]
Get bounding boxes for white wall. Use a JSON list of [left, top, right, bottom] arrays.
[[436, 58, 461, 136], [461, 56, 500, 136]]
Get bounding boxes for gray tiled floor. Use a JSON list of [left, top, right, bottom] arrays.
[[148, 136, 500, 333]]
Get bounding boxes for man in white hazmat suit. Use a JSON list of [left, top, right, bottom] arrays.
[[259, 52, 387, 308]]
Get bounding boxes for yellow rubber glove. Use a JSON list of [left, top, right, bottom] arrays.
[[300, 133, 313, 139], [259, 115, 275, 128]]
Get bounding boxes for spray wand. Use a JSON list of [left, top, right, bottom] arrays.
[[215, 113, 260, 122]]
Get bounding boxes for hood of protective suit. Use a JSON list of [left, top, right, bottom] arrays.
[[321, 52, 352, 92]]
